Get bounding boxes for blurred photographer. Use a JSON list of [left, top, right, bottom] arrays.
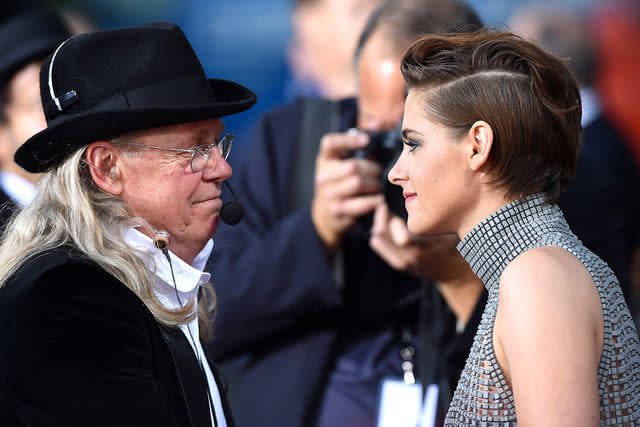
[[288, 0, 382, 98], [205, 1, 484, 426], [0, 11, 72, 229]]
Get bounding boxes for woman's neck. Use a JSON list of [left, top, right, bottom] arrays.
[[458, 188, 514, 240]]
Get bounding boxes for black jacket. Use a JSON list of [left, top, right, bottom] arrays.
[[0, 246, 233, 427]]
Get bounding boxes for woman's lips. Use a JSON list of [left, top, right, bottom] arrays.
[[403, 192, 417, 204]]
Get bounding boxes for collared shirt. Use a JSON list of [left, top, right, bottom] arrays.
[[0, 171, 35, 207], [124, 228, 227, 427]]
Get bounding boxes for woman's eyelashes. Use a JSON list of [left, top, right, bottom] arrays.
[[403, 138, 421, 153]]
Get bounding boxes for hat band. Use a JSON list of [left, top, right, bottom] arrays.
[[45, 74, 216, 123]]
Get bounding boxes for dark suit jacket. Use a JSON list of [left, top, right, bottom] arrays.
[[559, 114, 639, 295], [0, 246, 233, 427], [583, 115, 639, 253], [205, 98, 422, 427]]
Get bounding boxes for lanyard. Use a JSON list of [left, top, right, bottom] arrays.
[[400, 326, 417, 385]]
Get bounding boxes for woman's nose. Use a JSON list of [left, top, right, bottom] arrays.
[[388, 153, 406, 185]]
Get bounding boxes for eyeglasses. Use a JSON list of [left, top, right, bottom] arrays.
[[116, 133, 234, 173]]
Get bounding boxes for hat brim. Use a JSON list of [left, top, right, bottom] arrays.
[[15, 78, 257, 173]]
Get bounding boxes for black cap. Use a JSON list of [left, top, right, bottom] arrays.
[[0, 10, 71, 84]]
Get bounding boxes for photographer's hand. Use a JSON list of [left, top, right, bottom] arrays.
[[369, 203, 425, 275], [311, 130, 384, 253], [369, 203, 466, 279], [370, 204, 485, 329]]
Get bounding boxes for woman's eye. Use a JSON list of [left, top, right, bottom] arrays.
[[403, 139, 420, 153]]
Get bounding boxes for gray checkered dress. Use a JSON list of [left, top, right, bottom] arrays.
[[444, 194, 640, 426]]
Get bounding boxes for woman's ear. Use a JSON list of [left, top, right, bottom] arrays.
[[85, 142, 122, 196], [466, 120, 493, 172]]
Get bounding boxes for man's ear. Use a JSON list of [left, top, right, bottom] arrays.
[[85, 142, 122, 196], [465, 120, 493, 172]]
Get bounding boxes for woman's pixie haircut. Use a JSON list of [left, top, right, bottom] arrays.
[[401, 30, 582, 203]]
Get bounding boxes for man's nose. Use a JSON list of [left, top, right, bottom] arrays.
[[202, 149, 232, 181]]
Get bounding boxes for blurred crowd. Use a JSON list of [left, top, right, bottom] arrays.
[[0, 0, 639, 426]]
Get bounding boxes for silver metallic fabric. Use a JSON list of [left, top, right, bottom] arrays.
[[445, 194, 640, 426]]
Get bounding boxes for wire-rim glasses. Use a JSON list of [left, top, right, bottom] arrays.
[[116, 133, 234, 173]]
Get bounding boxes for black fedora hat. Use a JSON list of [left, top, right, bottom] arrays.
[[15, 21, 257, 173], [0, 10, 71, 84]]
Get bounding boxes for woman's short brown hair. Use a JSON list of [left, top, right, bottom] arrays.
[[401, 30, 582, 203]]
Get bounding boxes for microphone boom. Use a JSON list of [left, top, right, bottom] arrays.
[[220, 181, 244, 225]]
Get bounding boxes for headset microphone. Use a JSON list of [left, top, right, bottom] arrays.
[[220, 181, 244, 225]]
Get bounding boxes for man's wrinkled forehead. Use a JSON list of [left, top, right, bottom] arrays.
[[110, 118, 224, 150]]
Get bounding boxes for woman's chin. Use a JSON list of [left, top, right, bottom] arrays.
[[406, 218, 428, 236], [407, 216, 447, 237]]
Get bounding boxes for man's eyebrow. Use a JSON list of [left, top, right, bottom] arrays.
[[190, 127, 215, 144]]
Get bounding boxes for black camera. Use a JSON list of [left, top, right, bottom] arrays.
[[350, 128, 407, 223]]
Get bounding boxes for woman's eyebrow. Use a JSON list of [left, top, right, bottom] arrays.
[[402, 128, 422, 139]]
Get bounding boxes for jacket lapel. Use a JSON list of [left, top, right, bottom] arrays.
[[159, 324, 213, 427]]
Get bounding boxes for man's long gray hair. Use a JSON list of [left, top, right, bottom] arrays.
[[0, 148, 216, 338]]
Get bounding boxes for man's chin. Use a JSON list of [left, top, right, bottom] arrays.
[[210, 215, 220, 234]]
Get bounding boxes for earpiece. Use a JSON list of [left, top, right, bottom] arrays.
[[153, 230, 170, 250], [132, 217, 171, 250]]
